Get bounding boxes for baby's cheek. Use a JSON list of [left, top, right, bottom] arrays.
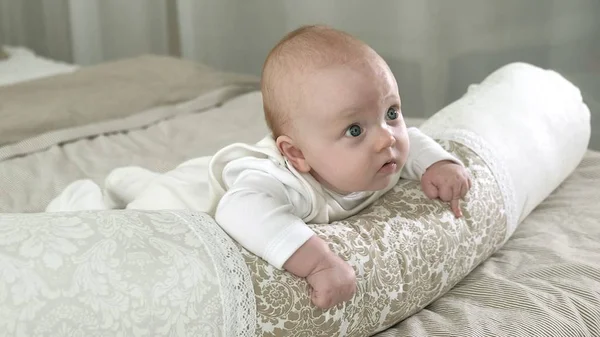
[[398, 138, 410, 161], [339, 155, 365, 177]]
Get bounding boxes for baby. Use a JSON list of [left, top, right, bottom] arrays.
[[214, 25, 471, 309], [47, 25, 471, 310]]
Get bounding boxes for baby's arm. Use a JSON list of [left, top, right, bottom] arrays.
[[402, 127, 471, 217], [283, 236, 356, 309], [401, 127, 463, 180], [215, 169, 356, 309]]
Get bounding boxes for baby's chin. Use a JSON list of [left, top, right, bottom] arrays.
[[319, 174, 393, 194], [343, 180, 392, 194], [367, 175, 398, 192]]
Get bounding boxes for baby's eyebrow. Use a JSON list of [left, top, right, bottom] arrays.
[[383, 92, 401, 105], [338, 106, 363, 119], [338, 97, 400, 119]]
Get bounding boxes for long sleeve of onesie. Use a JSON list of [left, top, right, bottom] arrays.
[[215, 162, 315, 269], [400, 127, 463, 180]]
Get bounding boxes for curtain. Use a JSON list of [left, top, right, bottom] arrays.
[[67, 0, 180, 65], [171, 0, 600, 149], [0, 0, 72, 62], [0, 0, 179, 65], [1, 0, 599, 148]]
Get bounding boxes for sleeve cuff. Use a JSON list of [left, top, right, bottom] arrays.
[[263, 221, 315, 269], [412, 148, 464, 178]]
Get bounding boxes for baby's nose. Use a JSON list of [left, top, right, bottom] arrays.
[[375, 128, 396, 151]]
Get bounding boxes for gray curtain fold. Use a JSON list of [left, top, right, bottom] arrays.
[[0, 0, 178, 65], [174, 0, 600, 148], [0, 0, 72, 62]]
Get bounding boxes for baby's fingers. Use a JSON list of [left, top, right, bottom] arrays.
[[421, 180, 439, 200], [311, 283, 355, 309], [311, 288, 334, 309], [438, 185, 454, 202], [460, 180, 470, 198], [451, 183, 464, 218], [450, 198, 462, 218]]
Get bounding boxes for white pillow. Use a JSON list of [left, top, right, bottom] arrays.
[[0, 46, 78, 86]]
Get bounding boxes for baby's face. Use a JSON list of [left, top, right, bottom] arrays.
[[292, 58, 409, 194]]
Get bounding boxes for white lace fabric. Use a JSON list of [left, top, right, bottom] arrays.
[[178, 211, 256, 337]]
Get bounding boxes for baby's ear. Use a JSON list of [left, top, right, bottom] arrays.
[[276, 136, 311, 173]]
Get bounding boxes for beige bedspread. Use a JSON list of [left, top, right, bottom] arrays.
[[0, 54, 259, 147]]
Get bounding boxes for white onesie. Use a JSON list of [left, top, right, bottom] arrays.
[[46, 127, 461, 269]]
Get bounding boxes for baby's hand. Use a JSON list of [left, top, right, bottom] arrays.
[[283, 236, 357, 309], [421, 160, 471, 217], [306, 252, 357, 309]]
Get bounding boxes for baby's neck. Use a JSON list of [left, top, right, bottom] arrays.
[[309, 170, 368, 197]]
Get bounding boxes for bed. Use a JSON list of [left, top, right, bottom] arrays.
[[0, 55, 598, 337]]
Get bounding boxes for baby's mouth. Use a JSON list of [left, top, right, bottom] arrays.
[[379, 160, 397, 173]]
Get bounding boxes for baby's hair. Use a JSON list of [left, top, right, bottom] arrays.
[[261, 25, 372, 138]]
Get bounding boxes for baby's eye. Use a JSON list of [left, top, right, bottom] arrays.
[[386, 107, 399, 120], [345, 124, 362, 137]]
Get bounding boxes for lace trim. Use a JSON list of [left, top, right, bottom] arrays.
[[425, 129, 518, 241], [173, 211, 256, 337]]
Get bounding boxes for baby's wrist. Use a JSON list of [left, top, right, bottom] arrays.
[[283, 235, 333, 278], [427, 159, 455, 169]]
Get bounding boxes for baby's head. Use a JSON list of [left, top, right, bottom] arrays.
[[261, 25, 409, 194]]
